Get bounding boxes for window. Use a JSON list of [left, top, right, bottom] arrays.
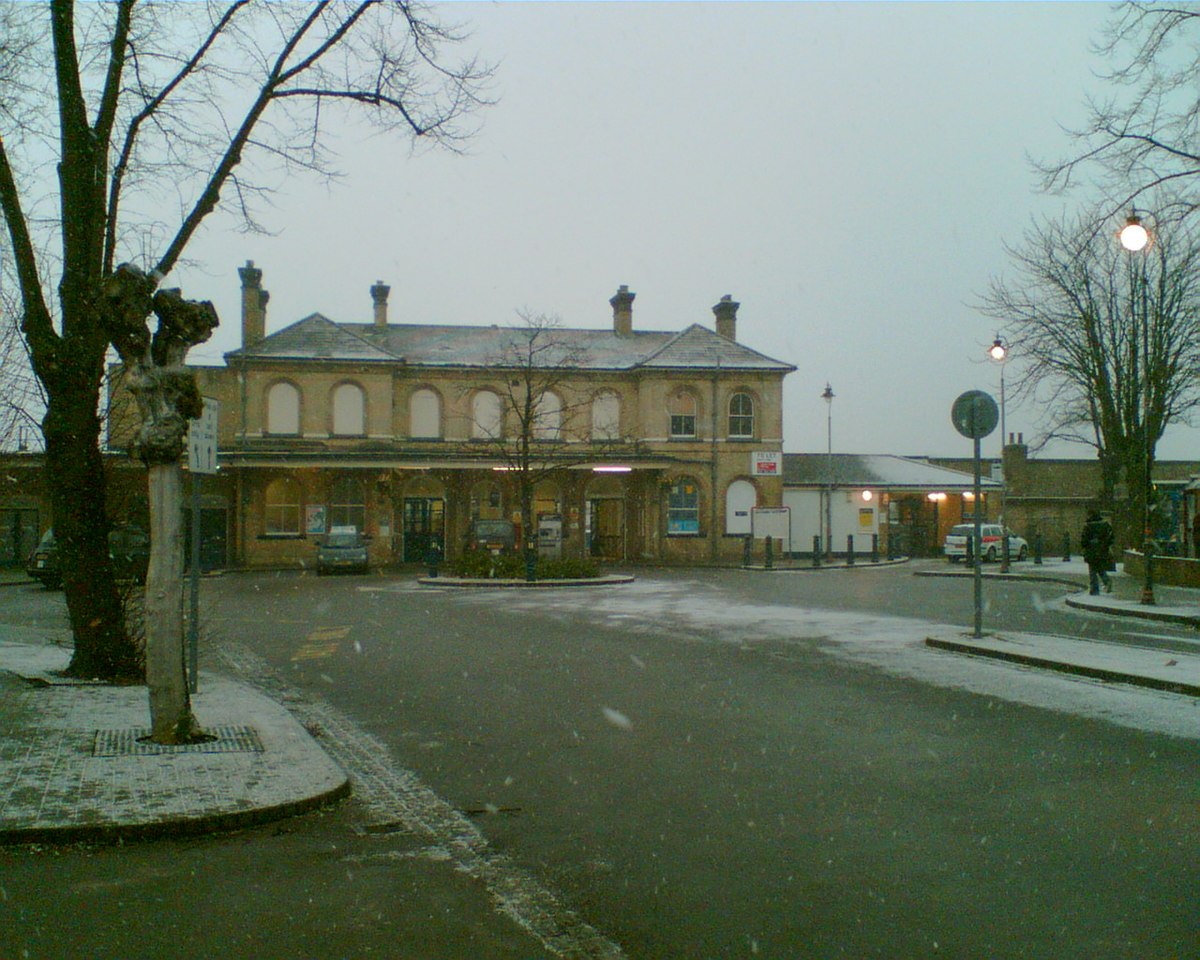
[[592, 392, 620, 441], [328, 476, 366, 533], [725, 480, 756, 535], [264, 478, 302, 535], [667, 478, 700, 535], [410, 388, 441, 439], [266, 382, 300, 435], [472, 390, 503, 440], [729, 393, 754, 439], [533, 391, 562, 440], [668, 392, 697, 438], [332, 383, 365, 436]]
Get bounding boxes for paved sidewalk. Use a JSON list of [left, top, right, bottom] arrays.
[[0, 641, 348, 843], [926, 630, 1200, 698]]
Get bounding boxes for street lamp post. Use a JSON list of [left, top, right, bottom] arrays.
[[989, 335, 1009, 572], [1120, 212, 1156, 605], [822, 383, 834, 563]]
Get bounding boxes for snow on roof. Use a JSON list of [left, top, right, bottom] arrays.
[[783, 453, 1001, 489], [226, 317, 795, 372]]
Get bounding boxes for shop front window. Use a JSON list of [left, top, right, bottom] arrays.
[[667, 478, 700, 536]]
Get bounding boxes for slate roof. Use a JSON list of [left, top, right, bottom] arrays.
[[783, 453, 1001, 490], [226, 317, 795, 373]]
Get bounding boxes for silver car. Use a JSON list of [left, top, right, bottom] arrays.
[[943, 523, 1028, 562], [316, 531, 369, 575]]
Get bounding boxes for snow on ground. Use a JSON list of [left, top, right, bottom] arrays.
[[459, 577, 1199, 742]]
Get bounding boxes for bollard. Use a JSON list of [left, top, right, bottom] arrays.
[[846, 534, 855, 566], [887, 531, 896, 561], [1001, 533, 1010, 571], [743, 535, 752, 568], [871, 533, 879, 564], [1033, 532, 1043, 565], [813, 535, 822, 568], [1062, 532, 1071, 562], [765, 535, 774, 569], [966, 535, 974, 564]]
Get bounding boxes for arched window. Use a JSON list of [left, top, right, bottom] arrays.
[[668, 392, 697, 439], [592, 392, 621, 441], [332, 382, 365, 436], [725, 480, 756, 535], [328, 476, 366, 533], [264, 477, 301, 535], [667, 477, 700, 536], [533, 391, 562, 440], [410, 388, 441, 439], [472, 390, 503, 440], [267, 382, 300, 436], [729, 393, 755, 439]]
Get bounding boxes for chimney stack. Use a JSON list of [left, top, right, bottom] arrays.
[[712, 294, 739, 341], [610, 284, 635, 336], [239, 260, 269, 347], [371, 280, 391, 327]]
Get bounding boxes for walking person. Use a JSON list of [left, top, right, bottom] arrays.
[[1081, 510, 1114, 596]]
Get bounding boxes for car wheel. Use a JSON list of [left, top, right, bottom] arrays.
[[1017, 545, 1028, 561], [985, 547, 997, 562]]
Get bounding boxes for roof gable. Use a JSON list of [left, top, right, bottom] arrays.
[[227, 314, 399, 363]]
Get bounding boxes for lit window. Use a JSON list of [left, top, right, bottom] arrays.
[[667, 478, 700, 535], [264, 478, 301, 535]]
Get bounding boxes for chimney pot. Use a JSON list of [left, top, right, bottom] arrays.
[[712, 294, 739, 341], [610, 284, 635, 336], [371, 280, 391, 326], [239, 260, 267, 346]]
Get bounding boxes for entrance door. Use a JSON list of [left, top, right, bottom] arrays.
[[403, 498, 445, 562], [588, 499, 624, 559]]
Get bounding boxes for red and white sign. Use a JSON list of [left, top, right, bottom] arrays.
[[751, 451, 782, 476]]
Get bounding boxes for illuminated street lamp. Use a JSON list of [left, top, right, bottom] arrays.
[[989, 334, 1010, 571], [822, 383, 834, 562], [1119, 211, 1156, 605]]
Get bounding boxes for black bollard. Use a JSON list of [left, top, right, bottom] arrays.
[[743, 535, 752, 568], [846, 534, 855, 566], [1033, 532, 1043, 565], [765, 535, 774, 569], [871, 533, 879, 563], [813, 535, 822, 568]]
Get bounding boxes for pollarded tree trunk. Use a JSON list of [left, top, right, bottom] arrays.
[[145, 460, 194, 742], [103, 264, 217, 744]]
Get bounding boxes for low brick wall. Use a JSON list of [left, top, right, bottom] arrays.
[[1122, 550, 1200, 588]]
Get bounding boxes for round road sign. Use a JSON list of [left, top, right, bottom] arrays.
[[951, 390, 999, 440]]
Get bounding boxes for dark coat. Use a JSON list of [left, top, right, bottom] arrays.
[[1081, 517, 1114, 570]]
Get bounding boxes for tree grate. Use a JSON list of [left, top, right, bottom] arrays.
[[92, 725, 264, 757]]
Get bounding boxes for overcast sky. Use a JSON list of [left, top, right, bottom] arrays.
[[175, 2, 1188, 462]]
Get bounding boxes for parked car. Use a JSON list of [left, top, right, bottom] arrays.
[[316, 530, 369, 575], [26, 525, 152, 588], [466, 518, 517, 555], [943, 523, 1028, 563]]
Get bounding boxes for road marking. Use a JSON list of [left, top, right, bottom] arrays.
[[292, 626, 351, 662], [216, 643, 627, 960]]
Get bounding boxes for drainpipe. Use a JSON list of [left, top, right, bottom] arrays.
[[711, 360, 721, 561]]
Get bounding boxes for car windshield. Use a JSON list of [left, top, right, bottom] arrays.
[[324, 534, 361, 548], [949, 525, 975, 536]]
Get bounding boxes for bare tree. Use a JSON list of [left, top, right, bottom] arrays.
[[1042, 3, 1200, 219], [979, 208, 1200, 546], [0, 3, 490, 723], [471, 313, 613, 579]]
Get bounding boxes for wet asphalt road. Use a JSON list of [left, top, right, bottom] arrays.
[[2, 564, 1197, 959]]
